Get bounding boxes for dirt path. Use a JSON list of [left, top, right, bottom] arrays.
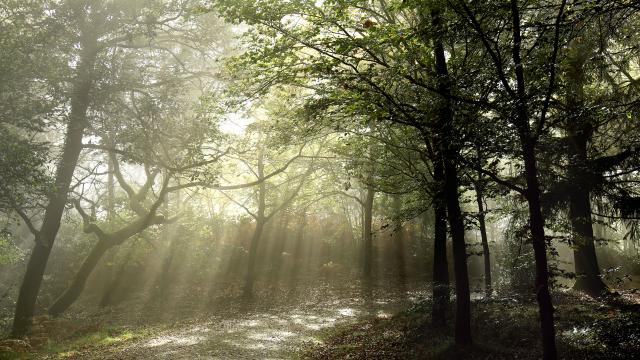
[[42, 287, 426, 359]]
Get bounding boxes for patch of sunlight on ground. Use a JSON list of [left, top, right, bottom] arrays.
[[562, 326, 595, 338], [338, 307, 358, 317], [238, 319, 260, 327], [289, 312, 338, 330], [78, 290, 422, 359], [144, 334, 205, 348]]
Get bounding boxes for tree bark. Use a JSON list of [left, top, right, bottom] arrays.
[[569, 182, 606, 295], [565, 33, 607, 296], [362, 118, 376, 284], [431, 8, 472, 346], [522, 140, 557, 360], [443, 158, 472, 346], [474, 177, 492, 298], [392, 195, 407, 289], [243, 148, 266, 298], [11, 28, 97, 338], [431, 157, 450, 328], [509, 1, 557, 357], [244, 219, 265, 297], [362, 183, 375, 284]]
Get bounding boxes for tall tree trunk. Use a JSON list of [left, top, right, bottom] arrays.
[[510, 1, 557, 357], [431, 9, 472, 346], [107, 150, 115, 219], [362, 184, 375, 284], [474, 176, 492, 298], [11, 29, 97, 338], [569, 182, 606, 295], [443, 159, 472, 345], [565, 33, 607, 296], [362, 118, 376, 284], [522, 141, 557, 360], [99, 148, 117, 297], [392, 195, 407, 289], [244, 219, 265, 297], [431, 157, 450, 328], [48, 240, 112, 316], [243, 148, 266, 298]]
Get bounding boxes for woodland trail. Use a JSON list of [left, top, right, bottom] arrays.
[[37, 285, 427, 359]]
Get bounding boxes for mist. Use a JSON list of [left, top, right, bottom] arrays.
[[1, 1, 639, 359]]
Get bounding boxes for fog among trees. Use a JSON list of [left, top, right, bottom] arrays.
[[1, 1, 639, 359]]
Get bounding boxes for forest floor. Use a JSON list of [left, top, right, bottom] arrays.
[[1, 280, 426, 359], [306, 288, 640, 360], [1, 282, 639, 359]]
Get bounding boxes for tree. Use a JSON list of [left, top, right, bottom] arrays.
[[10, 0, 220, 337], [449, 1, 570, 357], [218, 129, 316, 298], [47, 160, 175, 316], [11, 0, 100, 337], [213, 0, 477, 339]]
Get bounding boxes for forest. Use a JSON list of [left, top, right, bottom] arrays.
[[1, 0, 639, 359]]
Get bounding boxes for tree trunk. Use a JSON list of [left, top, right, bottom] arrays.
[[430, 8, 472, 346], [11, 29, 97, 337], [510, 1, 557, 356], [392, 196, 407, 289], [107, 149, 115, 218], [565, 33, 607, 297], [443, 158, 472, 345], [570, 184, 606, 295], [474, 177, 492, 298], [362, 184, 375, 284], [431, 157, 449, 327], [244, 219, 265, 298], [362, 118, 376, 284], [48, 240, 112, 316], [99, 149, 116, 297], [522, 141, 557, 360], [243, 148, 266, 298]]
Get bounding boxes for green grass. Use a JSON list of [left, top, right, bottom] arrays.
[[39, 326, 152, 358]]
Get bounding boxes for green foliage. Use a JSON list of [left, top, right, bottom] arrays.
[[0, 231, 23, 266], [494, 200, 535, 294], [39, 325, 153, 358], [0, 130, 50, 212]]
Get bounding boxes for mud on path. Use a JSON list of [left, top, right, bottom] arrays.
[[34, 284, 428, 359]]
